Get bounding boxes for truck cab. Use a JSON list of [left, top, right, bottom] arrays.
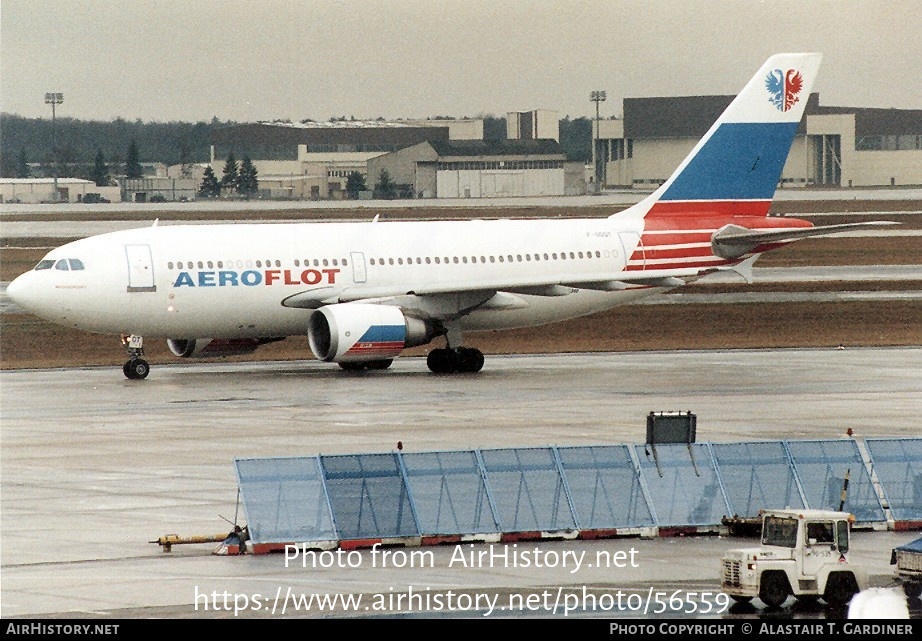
[[721, 508, 866, 608]]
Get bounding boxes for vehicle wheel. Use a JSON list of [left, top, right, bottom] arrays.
[[759, 573, 790, 608], [728, 595, 752, 604], [824, 573, 859, 606]]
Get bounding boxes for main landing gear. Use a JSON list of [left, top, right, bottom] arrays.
[[426, 323, 484, 374], [426, 347, 485, 374], [121, 334, 150, 380]]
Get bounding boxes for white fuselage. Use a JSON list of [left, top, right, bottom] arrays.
[[9, 214, 665, 340]]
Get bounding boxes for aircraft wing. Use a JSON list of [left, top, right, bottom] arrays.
[[281, 271, 694, 315]]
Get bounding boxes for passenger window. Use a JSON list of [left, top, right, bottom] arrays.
[[55, 259, 70, 271], [69, 259, 85, 270], [35, 260, 55, 271]]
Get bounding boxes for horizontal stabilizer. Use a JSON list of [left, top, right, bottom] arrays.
[[712, 221, 898, 259]]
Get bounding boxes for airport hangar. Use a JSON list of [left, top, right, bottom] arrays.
[[201, 94, 921, 203]]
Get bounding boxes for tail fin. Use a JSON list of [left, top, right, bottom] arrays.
[[636, 53, 823, 218]]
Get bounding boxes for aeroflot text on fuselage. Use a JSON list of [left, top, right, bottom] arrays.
[[172, 268, 341, 288]]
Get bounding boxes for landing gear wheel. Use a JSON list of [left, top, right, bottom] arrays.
[[338, 359, 394, 372], [427, 347, 484, 374], [427, 348, 457, 374], [456, 347, 484, 373], [120, 335, 148, 379], [366, 359, 393, 370], [123, 358, 150, 380]]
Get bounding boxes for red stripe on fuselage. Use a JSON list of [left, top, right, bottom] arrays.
[[642, 246, 714, 260], [647, 200, 773, 217]]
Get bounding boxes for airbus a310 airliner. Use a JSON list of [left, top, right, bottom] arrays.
[[7, 53, 890, 378]]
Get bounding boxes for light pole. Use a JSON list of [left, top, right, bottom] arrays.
[[45, 92, 64, 202], [590, 90, 606, 193]]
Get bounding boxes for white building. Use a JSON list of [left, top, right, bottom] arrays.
[[0, 178, 120, 204]]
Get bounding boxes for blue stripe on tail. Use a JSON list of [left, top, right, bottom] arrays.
[[660, 122, 800, 202]]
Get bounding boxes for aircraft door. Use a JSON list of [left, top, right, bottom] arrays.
[[351, 252, 367, 283], [125, 244, 157, 292], [619, 232, 644, 270]]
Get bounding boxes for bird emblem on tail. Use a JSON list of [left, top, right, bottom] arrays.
[[765, 68, 804, 112]]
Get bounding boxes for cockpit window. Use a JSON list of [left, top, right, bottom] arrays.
[[68, 259, 85, 270], [35, 260, 55, 271], [55, 259, 70, 271]]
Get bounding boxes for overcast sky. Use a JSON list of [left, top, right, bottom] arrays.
[[2, 0, 920, 124]]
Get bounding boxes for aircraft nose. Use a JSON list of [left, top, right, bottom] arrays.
[[6, 272, 37, 313]]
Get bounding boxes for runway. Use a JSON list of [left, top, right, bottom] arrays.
[[1, 348, 920, 618]]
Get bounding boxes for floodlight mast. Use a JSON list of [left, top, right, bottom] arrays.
[[590, 90, 606, 193], [45, 92, 64, 202]]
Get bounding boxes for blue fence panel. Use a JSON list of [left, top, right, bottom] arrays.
[[235, 457, 335, 544], [634, 443, 729, 527], [865, 438, 922, 522], [400, 451, 500, 536], [711, 441, 805, 518], [320, 453, 419, 539], [556, 446, 654, 529], [785, 440, 885, 522], [480, 448, 576, 533]]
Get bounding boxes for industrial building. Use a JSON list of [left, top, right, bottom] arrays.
[[366, 138, 580, 198], [207, 113, 581, 199], [0, 178, 120, 204], [595, 93, 922, 189], [208, 119, 479, 199]]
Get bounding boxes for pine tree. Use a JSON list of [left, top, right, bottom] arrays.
[[90, 149, 110, 186], [198, 166, 221, 198], [345, 171, 366, 199], [237, 156, 259, 197], [125, 140, 143, 179], [16, 148, 29, 178], [221, 152, 239, 192], [374, 169, 397, 199]]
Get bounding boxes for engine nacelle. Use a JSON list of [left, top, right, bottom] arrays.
[[308, 303, 436, 363], [167, 338, 275, 358]]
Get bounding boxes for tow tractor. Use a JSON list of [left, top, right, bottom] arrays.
[[721, 508, 866, 608]]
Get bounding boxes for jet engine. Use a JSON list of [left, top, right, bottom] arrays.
[[308, 303, 436, 363], [167, 337, 283, 358]]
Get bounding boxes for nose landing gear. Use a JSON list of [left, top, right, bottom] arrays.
[[121, 334, 150, 380]]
